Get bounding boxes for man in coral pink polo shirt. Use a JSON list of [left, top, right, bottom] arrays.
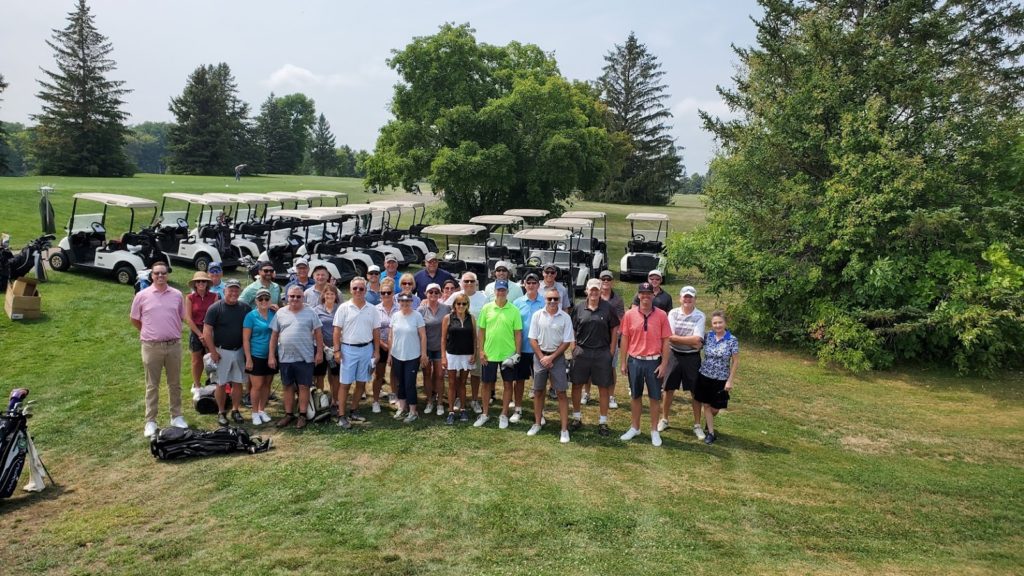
[[619, 282, 671, 447], [130, 261, 189, 438]]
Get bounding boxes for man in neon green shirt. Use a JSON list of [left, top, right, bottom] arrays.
[[474, 280, 522, 429]]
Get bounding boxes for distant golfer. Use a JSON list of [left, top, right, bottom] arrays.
[[234, 164, 247, 181]]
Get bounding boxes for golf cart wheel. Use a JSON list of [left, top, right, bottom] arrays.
[[114, 264, 135, 285], [48, 249, 71, 271], [193, 254, 212, 272]]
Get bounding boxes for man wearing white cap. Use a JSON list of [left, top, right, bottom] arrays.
[[414, 252, 453, 299], [661, 285, 707, 439], [285, 257, 314, 293], [365, 265, 383, 305], [631, 269, 672, 313], [484, 261, 523, 303]]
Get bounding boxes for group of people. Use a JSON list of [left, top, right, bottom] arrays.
[[131, 254, 739, 446]]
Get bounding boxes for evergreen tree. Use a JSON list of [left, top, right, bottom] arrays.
[[167, 63, 250, 175], [32, 0, 132, 176], [596, 32, 683, 205], [336, 145, 356, 177], [309, 114, 338, 176], [255, 93, 298, 174]]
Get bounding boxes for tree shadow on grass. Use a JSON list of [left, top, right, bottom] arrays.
[[0, 483, 70, 513], [870, 365, 1024, 404]]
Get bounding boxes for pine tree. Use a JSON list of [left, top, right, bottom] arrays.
[[597, 32, 683, 205], [309, 113, 338, 176], [255, 93, 299, 174], [32, 0, 132, 176], [167, 63, 251, 175]]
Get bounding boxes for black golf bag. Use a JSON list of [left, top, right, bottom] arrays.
[[1, 389, 53, 498], [150, 426, 272, 460]]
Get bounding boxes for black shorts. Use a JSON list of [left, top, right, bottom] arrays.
[[665, 352, 701, 391], [246, 356, 277, 376], [188, 332, 206, 353], [693, 373, 730, 409], [313, 360, 329, 376], [514, 352, 533, 380], [481, 361, 515, 384], [378, 348, 390, 364], [570, 348, 613, 388]]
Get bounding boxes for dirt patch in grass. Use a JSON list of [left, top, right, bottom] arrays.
[[841, 434, 892, 454]]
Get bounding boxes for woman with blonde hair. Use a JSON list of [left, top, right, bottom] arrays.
[[371, 278, 397, 413], [313, 283, 342, 414], [440, 292, 476, 424]]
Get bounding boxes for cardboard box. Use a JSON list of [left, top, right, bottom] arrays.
[[5, 278, 41, 320]]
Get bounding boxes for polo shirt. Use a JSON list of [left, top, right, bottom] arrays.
[[332, 300, 378, 345], [477, 301, 523, 362], [513, 293, 545, 353], [240, 280, 282, 306], [204, 300, 252, 350], [667, 307, 706, 353], [621, 306, 671, 358], [528, 308, 574, 353], [414, 268, 454, 300], [130, 285, 186, 342], [570, 299, 620, 350]]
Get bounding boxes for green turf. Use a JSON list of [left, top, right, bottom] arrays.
[[0, 174, 1021, 575]]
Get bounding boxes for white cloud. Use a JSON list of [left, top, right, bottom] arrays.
[[264, 63, 368, 90]]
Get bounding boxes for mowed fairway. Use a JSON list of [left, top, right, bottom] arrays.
[[0, 174, 1021, 575]]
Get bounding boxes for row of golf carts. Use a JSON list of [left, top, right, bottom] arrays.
[[44, 190, 669, 291]]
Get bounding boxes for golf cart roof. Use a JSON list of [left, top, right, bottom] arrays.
[[72, 193, 157, 209], [269, 209, 315, 220], [162, 192, 232, 207], [504, 208, 550, 218], [561, 210, 606, 220], [296, 190, 348, 200], [469, 215, 524, 226], [512, 228, 572, 241], [306, 206, 370, 217], [265, 192, 306, 201], [384, 199, 426, 208], [626, 212, 670, 222], [421, 224, 487, 237], [543, 217, 593, 229], [273, 209, 342, 222], [220, 193, 274, 205]]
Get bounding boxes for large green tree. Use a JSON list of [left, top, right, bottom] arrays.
[[254, 93, 315, 174], [595, 32, 684, 205], [32, 0, 132, 176], [309, 113, 338, 176], [125, 121, 173, 174], [167, 63, 251, 175], [367, 23, 612, 220], [0, 74, 8, 175], [674, 0, 1024, 374]]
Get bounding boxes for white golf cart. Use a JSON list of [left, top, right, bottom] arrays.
[[48, 193, 170, 285], [503, 208, 550, 228], [156, 193, 260, 271], [295, 207, 376, 280], [620, 212, 669, 281], [512, 227, 583, 294], [420, 224, 489, 278], [203, 192, 275, 252], [561, 210, 608, 271], [543, 217, 599, 293], [368, 200, 439, 263], [295, 190, 349, 207], [468, 214, 526, 277]]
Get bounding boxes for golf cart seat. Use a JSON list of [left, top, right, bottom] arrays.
[[409, 224, 426, 236], [438, 259, 467, 275], [198, 225, 220, 240], [382, 229, 402, 242], [570, 250, 589, 265], [237, 222, 271, 236], [627, 239, 664, 253]]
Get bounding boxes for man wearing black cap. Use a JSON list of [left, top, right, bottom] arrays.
[[414, 252, 453, 300], [569, 278, 620, 436], [540, 264, 571, 311], [203, 278, 252, 426]]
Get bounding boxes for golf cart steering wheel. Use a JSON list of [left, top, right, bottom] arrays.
[[176, 218, 189, 228], [485, 238, 497, 248], [632, 233, 646, 242], [442, 250, 457, 261], [555, 241, 568, 251], [526, 256, 542, 267], [90, 222, 104, 234]]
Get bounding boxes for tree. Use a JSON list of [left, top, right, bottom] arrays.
[[594, 32, 684, 205], [254, 93, 315, 174], [167, 63, 251, 175], [32, 0, 132, 176], [276, 93, 316, 168], [673, 0, 1024, 374], [0, 74, 8, 175], [309, 113, 338, 175], [367, 23, 611, 221], [335, 145, 356, 177], [125, 121, 173, 174]]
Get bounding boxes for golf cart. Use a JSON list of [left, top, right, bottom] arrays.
[[48, 193, 170, 285], [512, 227, 581, 295], [156, 193, 259, 271], [366, 204, 418, 265], [295, 190, 348, 206], [367, 200, 439, 263], [543, 217, 599, 292], [420, 224, 488, 278], [620, 212, 669, 281], [561, 210, 608, 269], [468, 214, 525, 276], [296, 207, 376, 280], [203, 193, 275, 252], [503, 208, 550, 228]]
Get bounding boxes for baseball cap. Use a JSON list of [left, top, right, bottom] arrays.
[[681, 286, 697, 297], [367, 265, 380, 273], [255, 288, 271, 299], [257, 260, 274, 270], [599, 270, 614, 280], [223, 279, 241, 289], [494, 279, 509, 291], [637, 282, 654, 293], [543, 263, 558, 272], [384, 254, 398, 263], [648, 269, 663, 278], [397, 293, 414, 302], [586, 278, 602, 291], [312, 263, 329, 274], [424, 252, 438, 261], [426, 283, 441, 293], [523, 272, 540, 283], [208, 262, 223, 273], [494, 260, 511, 271], [293, 257, 309, 268]]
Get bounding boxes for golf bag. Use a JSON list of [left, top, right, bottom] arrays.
[[0, 233, 54, 293], [305, 387, 334, 423], [1, 389, 53, 498], [193, 353, 232, 414], [150, 426, 272, 460]]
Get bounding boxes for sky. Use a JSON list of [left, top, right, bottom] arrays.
[[0, 0, 764, 172]]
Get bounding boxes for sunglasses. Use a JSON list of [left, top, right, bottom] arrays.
[[544, 270, 556, 275], [380, 291, 393, 296], [601, 278, 612, 282], [546, 297, 560, 302], [462, 280, 476, 284], [351, 287, 366, 292], [194, 280, 208, 284], [256, 296, 270, 302], [151, 271, 168, 276], [454, 302, 468, 306], [287, 295, 303, 300], [428, 290, 440, 294], [367, 271, 379, 275], [401, 282, 414, 286], [525, 280, 539, 285]]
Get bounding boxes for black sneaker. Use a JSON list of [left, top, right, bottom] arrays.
[[598, 423, 610, 437], [348, 411, 366, 423], [459, 410, 469, 422], [217, 412, 229, 426], [446, 412, 456, 425], [704, 431, 716, 445], [569, 419, 583, 432], [329, 404, 340, 418], [242, 393, 252, 408], [231, 410, 244, 423]]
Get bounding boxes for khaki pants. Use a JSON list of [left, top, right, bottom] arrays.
[[141, 340, 183, 422]]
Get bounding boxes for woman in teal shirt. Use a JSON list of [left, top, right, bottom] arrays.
[[243, 288, 277, 425]]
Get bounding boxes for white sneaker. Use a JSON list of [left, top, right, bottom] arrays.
[[454, 398, 462, 410], [424, 401, 434, 414], [651, 431, 663, 447], [473, 414, 490, 427], [620, 427, 640, 441], [388, 393, 398, 405], [191, 386, 201, 402], [541, 417, 547, 426], [259, 411, 272, 424], [657, 418, 669, 432], [581, 392, 589, 405], [560, 430, 570, 444], [372, 401, 381, 414], [499, 415, 509, 429], [693, 423, 706, 440], [252, 413, 262, 425], [528, 390, 535, 400], [436, 403, 444, 416], [471, 400, 482, 414], [509, 411, 522, 424], [143, 421, 158, 438], [609, 396, 618, 409], [403, 412, 418, 424], [393, 410, 406, 420], [170, 416, 188, 429], [527, 423, 542, 436]]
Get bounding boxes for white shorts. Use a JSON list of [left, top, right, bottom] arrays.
[[446, 353, 473, 372], [216, 347, 246, 385]]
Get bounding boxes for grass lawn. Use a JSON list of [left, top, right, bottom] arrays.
[[0, 174, 1021, 575]]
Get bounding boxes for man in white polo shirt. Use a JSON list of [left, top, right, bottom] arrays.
[[527, 287, 574, 443], [332, 276, 380, 429]]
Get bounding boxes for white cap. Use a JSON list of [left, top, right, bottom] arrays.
[[586, 278, 602, 291], [681, 286, 697, 297], [494, 260, 512, 271], [648, 269, 663, 278], [367, 265, 381, 273], [293, 257, 309, 268]]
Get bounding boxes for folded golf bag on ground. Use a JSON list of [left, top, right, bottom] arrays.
[[1, 388, 53, 497], [150, 426, 272, 460], [193, 353, 232, 414]]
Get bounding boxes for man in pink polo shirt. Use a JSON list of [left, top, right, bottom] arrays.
[[619, 282, 671, 447], [130, 261, 189, 438]]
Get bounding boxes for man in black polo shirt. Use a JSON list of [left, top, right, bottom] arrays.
[[569, 278, 620, 436], [203, 279, 252, 426]]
